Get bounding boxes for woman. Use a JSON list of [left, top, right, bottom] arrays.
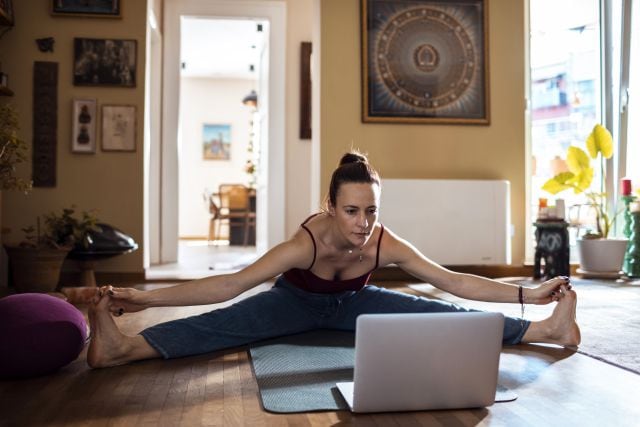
[[88, 152, 580, 368]]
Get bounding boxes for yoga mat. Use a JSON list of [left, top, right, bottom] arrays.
[[249, 330, 354, 413], [249, 329, 516, 413]]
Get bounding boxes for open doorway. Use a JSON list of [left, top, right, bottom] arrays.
[[175, 18, 265, 277], [145, 0, 287, 281]]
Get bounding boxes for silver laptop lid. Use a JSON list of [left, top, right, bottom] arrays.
[[352, 312, 504, 413]]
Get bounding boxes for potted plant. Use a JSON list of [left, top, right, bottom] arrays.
[[542, 124, 627, 273], [4, 207, 99, 293]]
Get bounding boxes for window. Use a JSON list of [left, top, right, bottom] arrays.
[[527, 0, 638, 263], [625, 2, 640, 189], [528, 0, 602, 261]]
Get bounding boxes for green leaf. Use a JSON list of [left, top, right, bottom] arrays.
[[586, 124, 613, 159]]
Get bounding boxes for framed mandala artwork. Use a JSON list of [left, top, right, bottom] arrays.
[[362, 0, 489, 124]]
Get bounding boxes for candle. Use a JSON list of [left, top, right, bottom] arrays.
[[621, 178, 632, 196]]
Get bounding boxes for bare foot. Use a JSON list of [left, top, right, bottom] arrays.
[[87, 294, 133, 368], [523, 289, 581, 347]]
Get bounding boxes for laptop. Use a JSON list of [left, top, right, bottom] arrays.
[[336, 312, 504, 413]]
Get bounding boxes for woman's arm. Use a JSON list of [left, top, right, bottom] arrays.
[[382, 228, 568, 304], [106, 231, 314, 312]]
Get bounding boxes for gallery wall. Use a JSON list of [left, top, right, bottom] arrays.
[[0, 0, 316, 280], [0, 1, 148, 276]]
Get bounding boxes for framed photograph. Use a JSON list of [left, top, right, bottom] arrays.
[[51, 0, 120, 18], [361, 0, 489, 124], [71, 98, 97, 154], [203, 124, 231, 160], [0, 0, 14, 26], [73, 38, 136, 87], [101, 105, 136, 152]]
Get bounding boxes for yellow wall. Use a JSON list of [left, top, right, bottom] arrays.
[[320, 0, 527, 264], [1, 0, 528, 276], [0, 1, 147, 272]]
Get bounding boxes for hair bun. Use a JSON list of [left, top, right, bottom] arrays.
[[339, 151, 368, 166]]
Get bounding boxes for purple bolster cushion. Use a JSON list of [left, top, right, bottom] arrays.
[[0, 293, 88, 379]]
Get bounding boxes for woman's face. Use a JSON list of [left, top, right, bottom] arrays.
[[330, 182, 380, 248]]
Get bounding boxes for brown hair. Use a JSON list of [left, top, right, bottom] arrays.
[[325, 151, 380, 209]]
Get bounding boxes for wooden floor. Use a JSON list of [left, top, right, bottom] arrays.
[[2, 282, 640, 426]]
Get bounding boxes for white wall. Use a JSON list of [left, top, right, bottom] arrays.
[[179, 77, 255, 237]]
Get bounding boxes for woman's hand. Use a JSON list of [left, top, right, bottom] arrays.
[[525, 276, 572, 305], [98, 285, 149, 316]]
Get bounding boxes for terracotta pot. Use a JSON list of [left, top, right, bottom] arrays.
[[577, 238, 628, 273], [4, 246, 70, 293]]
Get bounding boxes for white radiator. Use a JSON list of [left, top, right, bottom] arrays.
[[379, 179, 511, 265]]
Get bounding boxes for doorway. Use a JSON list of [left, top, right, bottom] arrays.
[[146, 0, 287, 280], [178, 18, 263, 278]]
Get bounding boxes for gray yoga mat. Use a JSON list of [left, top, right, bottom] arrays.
[[249, 329, 516, 413]]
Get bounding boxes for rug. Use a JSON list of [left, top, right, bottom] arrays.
[[409, 277, 640, 375], [249, 329, 517, 413]]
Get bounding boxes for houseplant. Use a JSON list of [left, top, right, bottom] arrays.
[[4, 207, 99, 293], [542, 124, 627, 273]]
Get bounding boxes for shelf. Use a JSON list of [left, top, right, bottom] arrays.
[[0, 85, 13, 96]]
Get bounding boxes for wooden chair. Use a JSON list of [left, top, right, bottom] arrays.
[[209, 184, 256, 246]]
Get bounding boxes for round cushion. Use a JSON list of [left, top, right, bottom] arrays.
[[0, 293, 88, 379]]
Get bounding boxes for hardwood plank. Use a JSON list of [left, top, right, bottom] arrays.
[[222, 352, 244, 425], [238, 351, 267, 427]]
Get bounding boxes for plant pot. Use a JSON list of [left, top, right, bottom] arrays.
[[4, 246, 70, 293], [577, 238, 628, 273]]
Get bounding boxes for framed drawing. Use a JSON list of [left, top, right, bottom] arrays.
[[0, 0, 14, 26], [51, 0, 121, 18], [73, 38, 136, 87], [71, 98, 97, 154], [361, 0, 489, 124], [203, 124, 231, 160], [101, 105, 136, 152]]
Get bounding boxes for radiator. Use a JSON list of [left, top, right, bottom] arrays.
[[379, 179, 511, 265]]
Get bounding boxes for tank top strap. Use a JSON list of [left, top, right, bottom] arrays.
[[300, 214, 320, 270], [374, 224, 385, 270]]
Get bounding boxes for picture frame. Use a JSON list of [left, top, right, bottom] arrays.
[[299, 42, 312, 139], [101, 105, 136, 152], [51, 0, 120, 18], [203, 124, 231, 160], [361, 0, 490, 124], [71, 98, 97, 154], [0, 0, 14, 26], [73, 38, 136, 87]]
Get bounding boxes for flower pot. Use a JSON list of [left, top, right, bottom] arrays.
[[577, 238, 628, 273], [4, 246, 70, 293]]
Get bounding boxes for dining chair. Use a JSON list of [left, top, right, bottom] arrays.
[[210, 184, 256, 246]]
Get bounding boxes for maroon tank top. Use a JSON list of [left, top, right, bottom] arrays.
[[283, 214, 385, 293]]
